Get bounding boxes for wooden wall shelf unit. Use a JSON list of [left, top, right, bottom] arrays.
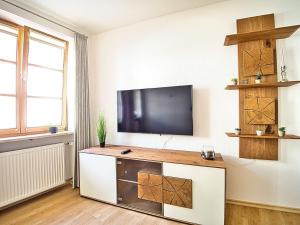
[[226, 132, 300, 139], [79, 145, 226, 225], [224, 14, 300, 160], [224, 25, 300, 46], [225, 81, 300, 90]]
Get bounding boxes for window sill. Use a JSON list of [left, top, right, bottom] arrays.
[[0, 131, 73, 144]]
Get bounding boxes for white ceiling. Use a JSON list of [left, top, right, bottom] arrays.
[[10, 0, 226, 34]]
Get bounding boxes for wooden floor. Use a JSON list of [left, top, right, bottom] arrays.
[[0, 185, 299, 225]]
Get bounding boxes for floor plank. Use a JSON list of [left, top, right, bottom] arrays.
[[0, 185, 299, 225], [225, 203, 300, 225]]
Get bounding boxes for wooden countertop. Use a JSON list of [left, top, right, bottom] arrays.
[[80, 145, 225, 169]]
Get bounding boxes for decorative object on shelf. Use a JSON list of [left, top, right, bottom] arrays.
[[234, 128, 241, 135], [201, 150, 215, 160], [255, 72, 263, 84], [243, 47, 274, 77], [265, 125, 273, 134], [256, 129, 265, 136], [244, 97, 275, 125], [280, 65, 288, 82], [231, 78, 238, 85], [280, 49, 288, 82], [201, 145, 215, 160], [241, 79, 249, 84], [49, 126, 58, 134], [278, 127, 286, 137], [97, 113, 106, 148]]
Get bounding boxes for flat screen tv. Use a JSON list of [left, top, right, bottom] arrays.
[[117, 85, 193, 135]]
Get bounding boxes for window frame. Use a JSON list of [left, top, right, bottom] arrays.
[[0, 19, 22, 136], [0, 19, 68, 137]]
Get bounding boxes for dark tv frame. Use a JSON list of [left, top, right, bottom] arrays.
[[117, 85, 193, 136]]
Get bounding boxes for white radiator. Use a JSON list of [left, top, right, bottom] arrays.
[[0, 143, 66, 208]]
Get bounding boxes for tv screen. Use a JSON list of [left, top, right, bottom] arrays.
[[117, 85, 193, 135]]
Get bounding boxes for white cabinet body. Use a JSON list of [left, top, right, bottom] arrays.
[[80, 153, 117, 204], [163, 163, 225, 225]]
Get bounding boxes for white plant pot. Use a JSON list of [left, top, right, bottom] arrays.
[[232, 81, 238, 85], [256, 130, 264, 136], [255, 79, 261, 84], [278, 130, 285, 137], [234, 130, 241, 135]]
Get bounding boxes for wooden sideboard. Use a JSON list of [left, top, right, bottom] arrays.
[[79, 145, 226, 225]]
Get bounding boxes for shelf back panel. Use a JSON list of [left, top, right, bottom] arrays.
[[237, 14, 278, 160]]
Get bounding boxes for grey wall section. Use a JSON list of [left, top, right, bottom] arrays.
[[0, 133, 74, 153]]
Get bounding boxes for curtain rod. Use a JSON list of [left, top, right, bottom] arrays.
[[2, 0, 82, 34]]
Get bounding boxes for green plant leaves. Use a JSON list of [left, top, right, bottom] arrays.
[[96, 113, 106, 143]]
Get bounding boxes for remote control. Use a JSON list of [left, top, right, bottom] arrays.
[[121, 149, 132, 154]]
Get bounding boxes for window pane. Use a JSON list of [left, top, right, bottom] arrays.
[[0, 24, 18, 35], [28, 39, 64, 70], [30, 31, 65, 47], [27, 66, 63, 97], [0, 61, 16, 94], [27, 98, 62, 127], [0, 31, 17, 62], [0, 96, 16, 129]]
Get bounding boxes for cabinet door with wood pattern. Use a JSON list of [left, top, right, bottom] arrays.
[[163, 176, 192, 209], [138, 170, 163, 203]]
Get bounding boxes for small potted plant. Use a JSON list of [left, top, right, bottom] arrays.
[[278, 127, 286, 137], [234, 128, 241, 135], [255, 72, 263, 84], [256, 129, 265, 136], [231, 78, 238, 85], [97, 113, 106, 148]]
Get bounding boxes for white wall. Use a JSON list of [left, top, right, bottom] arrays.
[[88, 0, 300, 208]]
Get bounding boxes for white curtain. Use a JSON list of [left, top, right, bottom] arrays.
[[73, 33, 91, 188]]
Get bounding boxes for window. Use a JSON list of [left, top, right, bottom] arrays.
[[0, 21, 19, 135], [0, 19, 68, 137]]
